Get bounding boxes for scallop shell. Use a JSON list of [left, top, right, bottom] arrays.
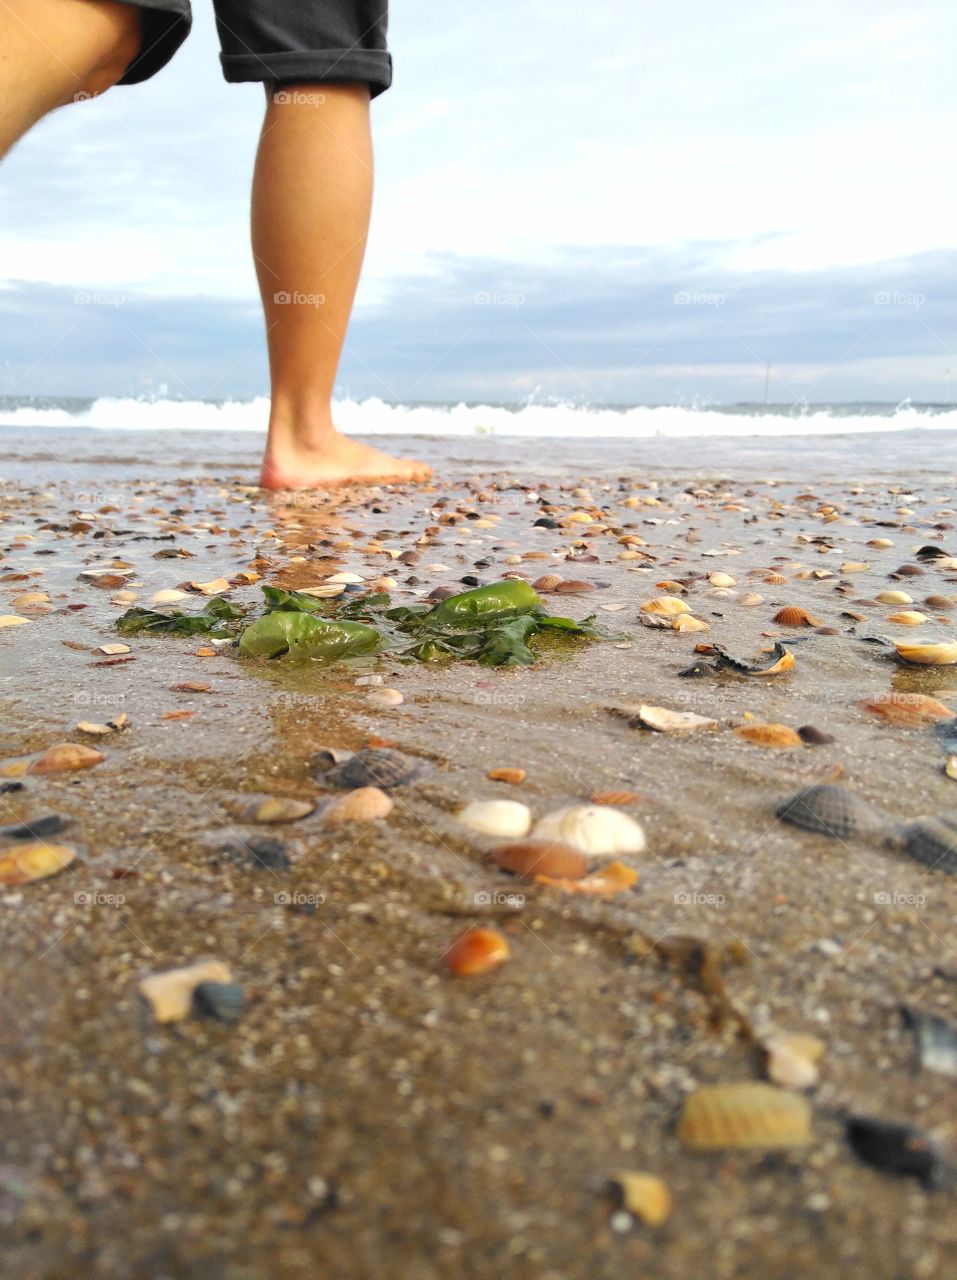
[[672, 614, 710, 632], [876, 590, 913, 605], [445, 926, 510, 976], [612, 1172, 672, 1226], [139, 960, 233, 1023], [325, 748, 424, 789], [895, 639, 957, 666], [532, 805, 645, 855], [590, 789, 640, 806], [677, 1082, 811, 1150], [925, 595, 954, 610], [897, 815, 957, 875], [318, 786, 393, 825], [532, 574, 563, 591], [764, 572, 788, 586], [245, 797, 315, 824], [734, 723, 803, 748], [490, 839, 588, 880], [887, 610, 928, 625], [772, 606, 822, 627], [458, 799, 532, 838], [709, 572, 736, 587], [555, 579, 594, 594], [30, 743, 105, 774], [0, 841, 76, 886], [487, 767, 526, 785], [641, 596, 691, 617], [776, 784, 890, 839], [862, 692, 955, 726]]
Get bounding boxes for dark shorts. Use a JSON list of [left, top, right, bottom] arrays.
[[117, 0, 391, 97]]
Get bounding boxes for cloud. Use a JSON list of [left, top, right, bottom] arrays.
[[2, 245, 954, 403]]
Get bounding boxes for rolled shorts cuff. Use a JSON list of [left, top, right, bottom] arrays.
[[116, 0, 191, 85], [220, 49, 392, 97]]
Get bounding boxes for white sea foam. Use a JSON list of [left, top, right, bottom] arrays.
[[2, 396, 956, 438]]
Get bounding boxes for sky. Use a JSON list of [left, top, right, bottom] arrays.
[[1, 0, 956, 405]]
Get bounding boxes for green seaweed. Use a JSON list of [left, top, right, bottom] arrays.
[[237, 610, 380, 661], [116, 596, 244, 637]]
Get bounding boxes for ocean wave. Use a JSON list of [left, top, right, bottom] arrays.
[[2, 396, 956, 439]]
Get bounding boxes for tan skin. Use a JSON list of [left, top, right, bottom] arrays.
[[0, 0, 431, 490]]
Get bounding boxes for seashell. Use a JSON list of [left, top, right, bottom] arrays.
[[641, 596, 691, 617], [841, 561, 868, 573], [445, 926, 510, 976], [318, 786, 393, 825], [325, 748, 424, 789], [76, 713, 128, 736], [763, 1032, 824, 1090], [678, 1082, 811, 1150], [734, 723, 803, 748], [845, 1116, 953, 1189], [876, 590, 913, 604], [0, 841, 76, 885], [189, 577, 231, 595], [0, 814, 69, 841], [487, 767, 526, 785], [98, 643, 131, 655], [709, 572, 736, 587], [590, 789, 640, 806], [868, 538, 895, 549], [764, 572, 788, 585], [776, 783, 889, 839], [895, 638, 957, 666], [11, 591, 49, 610], [894, 563, 924, 576], [611, 1172, 672, 1226], [139, 960, 232, 1023], [152, 588, 190, 604], [711, 641, 794, 676], [298, 583, 346, 598], [797, 724, 835, 745], [171, 681, 210, 693], [245, 797, 315, 824], [0, 615, 30, 627], [563, 511, 593, 524], [490, 839, 588, 880], [772, 606, 822, 627], [535, 860, 637, 896], [532, 574, 563, 591], [925, 595, 954, 610], [532, 805, 645, 856], [946, 755, 957, 780], [555, 579, 594, 594], [672, 614, 710, 632], [626, 704, 718, 733], [897, 815, 957, 875], [886, 610, 927, 625], [0, 757, 32, 779], [655, 580, 688, 594], [367, 688, 404, 708], [458, 799, 532, 838], [193, 981, 244, 1023], [30, 743, 105, 775], [325, 571, 365, 584], [901, 1005, 957, 1078], [862, 692, 955, 726], [740, 592, 764, 606]]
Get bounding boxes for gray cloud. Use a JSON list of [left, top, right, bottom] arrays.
[[1, 245, 955, 404]]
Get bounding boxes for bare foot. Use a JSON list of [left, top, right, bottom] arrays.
[[259, 432, 432, 490]]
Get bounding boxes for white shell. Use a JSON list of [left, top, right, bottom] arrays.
[[457, 799, 532, 838], [532, 805, 646, 855], [326, 572, 365, 584]]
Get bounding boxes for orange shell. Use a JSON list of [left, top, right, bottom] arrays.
[[535, 860, 637, 896], [861, 692, 955, 726], [490, 839, 588, 881], [733, 723, 804, 748], [30, 743, 105, 774], [590, 789, 640, 806], [772, 606, 821, 627], [488, 767, 526, 785], [446, 927, 511, 976]]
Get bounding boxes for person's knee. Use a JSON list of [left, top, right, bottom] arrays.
[[68, 1, 142, 103]]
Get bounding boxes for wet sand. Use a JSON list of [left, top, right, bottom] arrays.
[[2, 435, 957, 1279]]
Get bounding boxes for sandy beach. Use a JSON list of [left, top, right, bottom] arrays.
[[2, 428, 957, 1279]]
